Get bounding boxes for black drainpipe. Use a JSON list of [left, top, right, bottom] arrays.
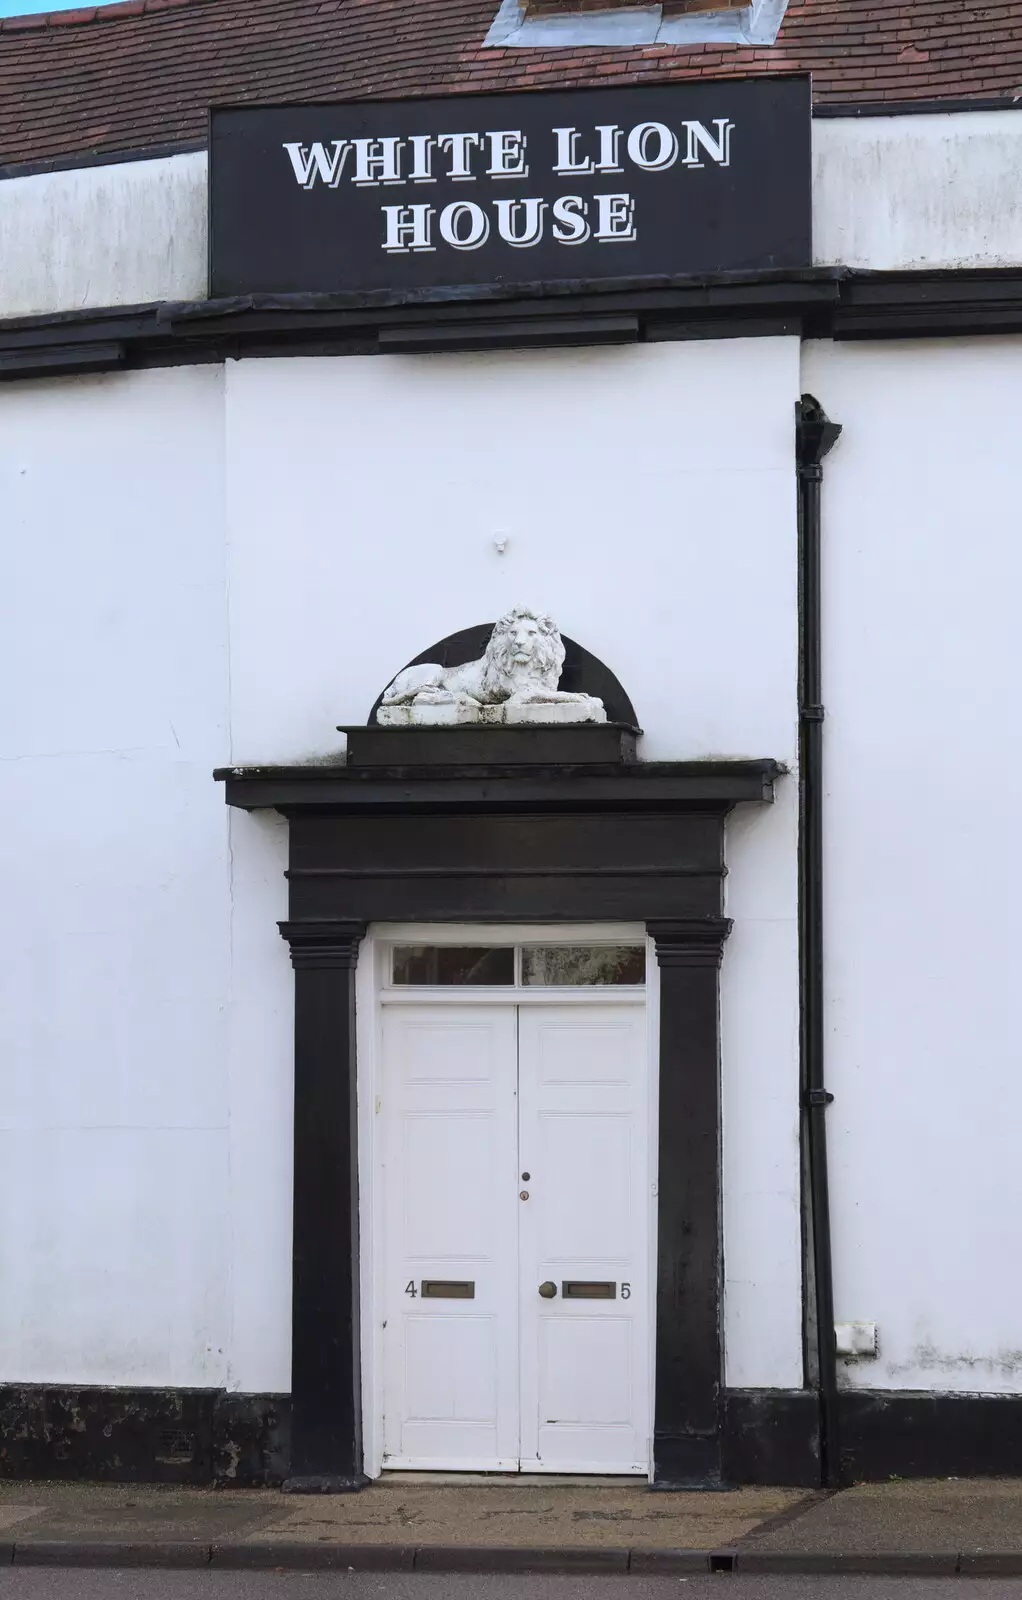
[[795, 395, 842, 1490]]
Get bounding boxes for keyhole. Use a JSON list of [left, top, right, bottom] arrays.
[[520, 1190, 529, 1201]]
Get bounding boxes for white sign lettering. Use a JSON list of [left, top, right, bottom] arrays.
[[282, 139, 351, 188], [280, 117, 735, 257]]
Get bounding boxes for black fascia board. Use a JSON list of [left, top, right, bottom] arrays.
[[163, 265, 845, 325], [0, 340, 126, 379], [813, 95, 1022, 119], [8, 267, 1022, 378]]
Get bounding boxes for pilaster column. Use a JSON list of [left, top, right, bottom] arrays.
[[278, 919, 367, 1491], [648, 916, 732, 1486]]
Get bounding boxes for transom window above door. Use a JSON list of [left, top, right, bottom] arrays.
[[390, 943, 646, 988]]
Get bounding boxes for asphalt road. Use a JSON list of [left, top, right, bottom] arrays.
[[4, 1575, 1022, 1600]]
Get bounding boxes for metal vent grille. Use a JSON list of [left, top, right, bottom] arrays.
[[155, 1427, 196, 1464]]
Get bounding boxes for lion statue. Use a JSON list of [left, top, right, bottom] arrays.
[[378, 605, 606, 723]]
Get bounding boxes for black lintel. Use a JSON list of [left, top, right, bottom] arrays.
[[337, 721, 639, 768]]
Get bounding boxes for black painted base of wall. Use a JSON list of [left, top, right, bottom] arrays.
[[724, 1389, 1022, 1486], [6, 1385, 1022, 1488], [724, 1388, 1022, 1485], [839, 1391, 1022, 1481], [0, 1387, 290, 1486], [722, 1390, 822, 1488]]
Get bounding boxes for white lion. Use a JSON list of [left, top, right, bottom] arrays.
[[379, 605, 605, 722]]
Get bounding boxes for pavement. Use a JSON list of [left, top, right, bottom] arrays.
[[3, 1475, 1022, 1574]]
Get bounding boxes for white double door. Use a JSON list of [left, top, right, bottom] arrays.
[[379, 997, 650, 1474]]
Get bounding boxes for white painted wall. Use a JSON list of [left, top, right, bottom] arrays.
[[803, 336, 1022, 1393], [224, 338, 804, 1390], [0, 365, 230, 1386], [813, 111, 1022, 270], [8, 300, 1022, 1409], [224, 807, 294, 1393], [19, 323, 1022, 1405], [0, 334, 808, 1399], [3, 109, 1022, 322], [0, 153, 207, 319]]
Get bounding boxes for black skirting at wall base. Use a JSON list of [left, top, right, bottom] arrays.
[[722, 1390, 821, 1488], [651, 1432, 722, 1489], [9, 1384, 1021, 1488], [838, 1391, 1022, 1482], [0, 1385, 818, 1489], [720, 1389, 1022, 1487], [693, 1387, 1022, 1488], [0, 1387, 290, 1486]]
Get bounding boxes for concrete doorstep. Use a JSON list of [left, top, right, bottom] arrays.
[[4, 1476, 1022, 1574]]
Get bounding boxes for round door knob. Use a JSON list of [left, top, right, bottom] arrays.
[[538, 1281, 557, 1299]]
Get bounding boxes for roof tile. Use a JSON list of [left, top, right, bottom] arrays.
[[1, 0, 1019, 167]]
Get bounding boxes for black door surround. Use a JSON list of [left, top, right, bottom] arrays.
[[218, 730, 780, 1489]]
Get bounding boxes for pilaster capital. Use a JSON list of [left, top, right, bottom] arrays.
[[647, 917, 732, 969], [278, 920, 367, 969]]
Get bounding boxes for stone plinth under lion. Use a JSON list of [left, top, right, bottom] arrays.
[[377, 606, 606, 726]]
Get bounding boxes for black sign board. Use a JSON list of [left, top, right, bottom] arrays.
[[209, 78, 811, 299]]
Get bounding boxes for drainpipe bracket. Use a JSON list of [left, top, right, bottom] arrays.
[[803, 1089, 835, 1108]]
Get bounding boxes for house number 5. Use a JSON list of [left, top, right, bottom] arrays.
[[621, 1283, 631, 1298]]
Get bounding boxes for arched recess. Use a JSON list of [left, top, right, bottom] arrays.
[[366, 622, 639, 726]]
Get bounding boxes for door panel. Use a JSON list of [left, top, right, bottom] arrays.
[[402, 1111, 499, 1260], [381, 1005, 519, 1469], [536, 1113, 634, 1262], [518, 1004, 649, 1474]]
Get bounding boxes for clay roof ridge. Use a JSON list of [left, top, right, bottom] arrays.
[[0, 0, 216, 33]]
